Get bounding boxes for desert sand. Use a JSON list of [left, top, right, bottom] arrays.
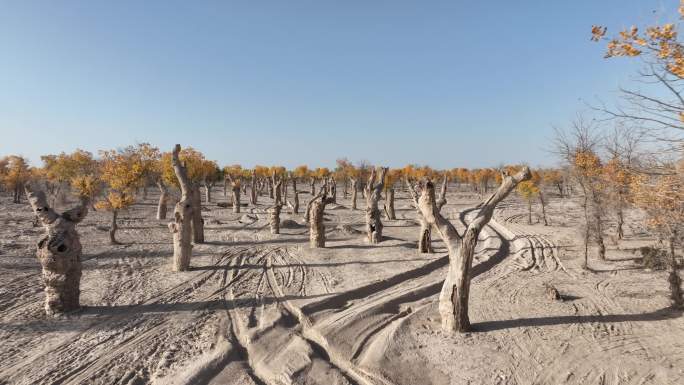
[[1, 186, 683, 385]]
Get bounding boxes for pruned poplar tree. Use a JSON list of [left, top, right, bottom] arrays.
[[156, 180, 168, 220], [349, 177, 359, 210], [327, 177, 337, 203], [168, 145, 194, 271], [268, 172, 284, 234], [407, 174, 447, 253], [286, 177, 305, 214], [25, 182, 89, 315], [364, 167, 388, 244], [201, 161, 220, 203], [383, 169, 402, 220], [416, 167, 531, 332], [226, 174, 241, 213], [307, 183, 335, 248], [310, 177, 316, 196], [250, 170, 258, 206]]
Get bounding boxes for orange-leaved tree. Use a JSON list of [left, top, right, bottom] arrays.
[[95, 148, 145, 244]]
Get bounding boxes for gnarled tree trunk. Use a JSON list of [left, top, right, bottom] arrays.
[[157, 181, 168, 220], [407, 175, 447, 253], [310, 178, 316, 196], [417, 168, 530, 332], [250, 171, 257, 206], [364, 167, 388, 244], [204, 182, 213, 203], [384, 188, 396, 220], [25, 183, 88, 316], [309, 188, 335, 248], [268, 174, 283, 234], [168, 144, 194, 271], [539, 191, 548, 226], [287, 178, 300, 214], [350, 178, 358, 210]]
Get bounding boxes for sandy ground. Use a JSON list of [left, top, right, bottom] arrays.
[[1, 186, 683, 385]]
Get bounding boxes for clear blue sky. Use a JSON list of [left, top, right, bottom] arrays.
[[0, 1, 676, 169]]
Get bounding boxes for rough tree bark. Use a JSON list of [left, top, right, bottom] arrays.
[[156, 180, 168, 220], [109, 209, 119, 244], [417, 167, 531, 332], [268, 173, 283, 234], [539, 191, 548, 226], [343, 179, 348, 199], [328, 177, 337, 203], [384, 188, 396, 220], [350, 178, 359, 210], [590, 189, 606, 260], [310, 178, 316, 196], [191, 182, 205, 244], [287, 178, 301, 214], [668, 233, 683, 309], [204, 181, 215, 203], [308, 187, 335, 248], [226, 175, 241, 213], [168, 144, 194, 271], [407, 175, 447, 253], [365, 167, 388, 244], [250, 170, 257, 206], [25, 182, 88, 316]]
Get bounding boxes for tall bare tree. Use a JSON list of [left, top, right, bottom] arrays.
[[168, 145, 193, 271], [416, 167, 531, 332], [364, 167, 388, 244]]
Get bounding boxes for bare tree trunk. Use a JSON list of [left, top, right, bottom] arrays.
[[408, 175, 447, 254], [418, 220, 433, 253], [223, 178, 228, 197], [204, 183, 212, 203], [143, 185, 148, 200], [250, 171, 257, 206], [310, 178, 316, 196], [384, 188, 396, 220], [268, 174, 283, 234], [191, 182, 204, 244], [329, 178, 337, 203], [287, 179, 300, 214], [539, 191, 548, 226], [343, 179, 348, 199], [668, 234, 683, 309], [309, 189, 335, 248], [616, 194, 625, 240], [350, 178, 358, 210], [527, 199, 533, 225], [157, 181, 168, 220], [365, 167, 388, 244], [169, 144, 193, 271], [232, 184, 241, 214], [25, 183, 88, 315], [591, 189, 605, 260], [417, 167, 531, 332], [109, 209, 119, 244], [581, 184, 590, 269]]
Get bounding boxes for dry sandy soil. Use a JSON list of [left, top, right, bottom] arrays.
[[1, 186, 683, 385]]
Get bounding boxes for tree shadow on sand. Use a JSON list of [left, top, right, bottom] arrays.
[[473, 308, 682, 332]]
